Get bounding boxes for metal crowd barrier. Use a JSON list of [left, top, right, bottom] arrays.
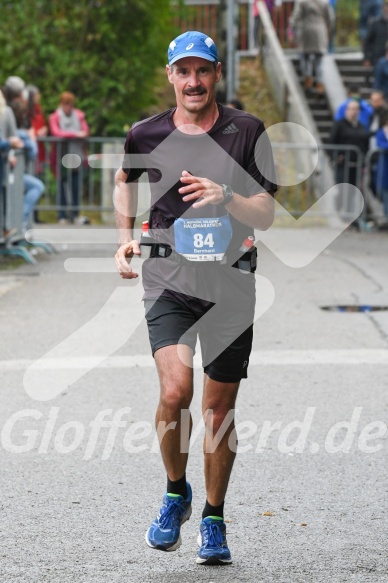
[[18, 136, 384, 233], [35, 137, 125, 216], [0, 150, 56, 264], [363, 148, 388, 228], [264, 142, 365, 223]]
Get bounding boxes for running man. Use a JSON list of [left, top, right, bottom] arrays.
[[114, 31, 276, 565]]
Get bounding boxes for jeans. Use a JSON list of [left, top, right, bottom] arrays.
[[359, 0, 383, 41], [23, 174, 44, 228], [59, 170, 80, 220], [300, 53, 323, 83]]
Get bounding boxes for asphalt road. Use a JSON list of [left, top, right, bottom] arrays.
[[0, 226, 387, 582]]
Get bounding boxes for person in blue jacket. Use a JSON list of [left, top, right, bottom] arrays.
[[334, 86, 374, 129], [375, 117, 388, 216]]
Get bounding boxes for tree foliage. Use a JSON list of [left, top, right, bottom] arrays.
[[0, 0, 180, 135]]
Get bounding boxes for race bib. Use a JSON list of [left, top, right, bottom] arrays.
[[174, 216, 233, 261]]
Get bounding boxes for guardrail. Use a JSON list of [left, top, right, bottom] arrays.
[[33, 137, 371, 223], [34, 137, 125, 217], [0, 150, 56, 264], [363, 148, 388, 227], [1, 138, 384, 247]]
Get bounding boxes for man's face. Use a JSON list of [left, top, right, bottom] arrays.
[[384, 3, 388, 18], [166, 56, 221, 115], [370, 92, 384, 110]]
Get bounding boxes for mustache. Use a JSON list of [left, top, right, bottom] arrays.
[[183, 87, 207, 95]]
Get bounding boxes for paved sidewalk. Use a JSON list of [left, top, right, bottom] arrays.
[[0, 226, 387, 582]]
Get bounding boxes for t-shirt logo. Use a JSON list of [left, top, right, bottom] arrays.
[[223, 123, 239, 135], [186, 43, 194, 50]]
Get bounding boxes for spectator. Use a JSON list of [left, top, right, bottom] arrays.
[[328, 0, 337, 53], [364, 1, 388, 69], [0, 89, 24, 239], [17, 128, 45, 233], [26, 85, 47, 155], [226, 99, 244, 110], [329, 100, 370, 220], [375, 118, 388, 216], [373, 41, 388, 101], [26, 85, 48, 223], [253, 0, 282, 48], [334, 86, 373, 129], [49, 92, 90, 224], [369, 90, 388, 147], [2, 76, 28, 129], [360, 0, 384, 43], [290, 0, 334, 95]]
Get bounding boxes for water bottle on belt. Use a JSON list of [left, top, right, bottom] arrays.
[[140, 221, 158, 258], [237, 235, 257, 273]]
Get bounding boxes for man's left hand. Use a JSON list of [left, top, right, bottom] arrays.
[[179, 170, 224, 208]]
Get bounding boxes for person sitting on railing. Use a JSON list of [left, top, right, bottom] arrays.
[[374, 112, 388, 217], [334, 85, 374, 129], [363, 1, 388, 71], [289, 0, 335, 96], [49, 91, 90, 225]]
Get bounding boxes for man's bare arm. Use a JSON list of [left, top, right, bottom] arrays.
[[114, 167, 139, 246], [179, 171, 275, 230], [114, 168, 141, 279]]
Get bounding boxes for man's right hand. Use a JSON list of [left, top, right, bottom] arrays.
[[363, 59, 371, 67], [115, 240, 141, 279]]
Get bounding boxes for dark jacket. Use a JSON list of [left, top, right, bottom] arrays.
[[374, 57, 388, 100], [364, 17, 388, 65], [329, 118, 370, 160]]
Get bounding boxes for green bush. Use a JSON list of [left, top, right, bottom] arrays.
[[0, 0, 180, 135]]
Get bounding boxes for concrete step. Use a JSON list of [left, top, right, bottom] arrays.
[[316, 120, 335, 129], [314, 110, 333, 121]]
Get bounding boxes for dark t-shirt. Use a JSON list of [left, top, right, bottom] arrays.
[[122, 104, 277, 303]]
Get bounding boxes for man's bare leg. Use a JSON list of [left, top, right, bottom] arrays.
[[145, 344, 194, 551], [154, 344, 194, 481], [202, 374, 240, 507]]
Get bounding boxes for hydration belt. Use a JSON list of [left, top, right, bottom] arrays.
[[149, 243, 257, 273]]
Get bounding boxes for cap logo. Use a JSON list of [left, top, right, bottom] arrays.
[[186, 43, 194, 50], [169, 41, 176, 50], [205, 37, 214, 48]]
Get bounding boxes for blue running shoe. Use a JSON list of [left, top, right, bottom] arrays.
[[196, 516, 232, 565], [145, 483, 192, 551]]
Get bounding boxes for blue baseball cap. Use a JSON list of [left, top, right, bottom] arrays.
[[168, 31, 218, 66]]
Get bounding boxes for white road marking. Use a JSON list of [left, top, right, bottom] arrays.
[[1, 349, 388, 371]]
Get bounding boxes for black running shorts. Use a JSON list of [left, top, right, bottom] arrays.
[[144, 294, 254, 383]]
